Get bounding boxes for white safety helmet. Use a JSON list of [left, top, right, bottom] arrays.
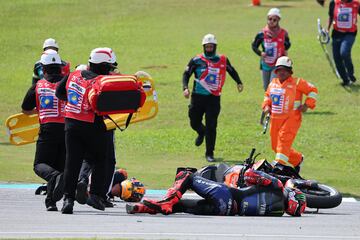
[[89, 47, 117, 64], [134, 70, 151, 78], [202, 34, 217, 45], [43, 38, 59, 50], [275, 56, 293, 74], [275, 56, 292, 69], [75, 64, 89, 71], [40, 49, 62, 65], [267, 8, 281, 19]]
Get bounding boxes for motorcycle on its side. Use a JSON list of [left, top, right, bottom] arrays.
[[182, 148, 342, 209]]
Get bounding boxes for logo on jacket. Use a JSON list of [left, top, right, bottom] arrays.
[[40, 96, 54, 109], [205, 74, 217, 84], [266, 48, 274, 57], [271, 94, 281, 105], [68, 90, 80, 105], [337, 7, 352, 23]]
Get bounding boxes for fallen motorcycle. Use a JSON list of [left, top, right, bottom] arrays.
[[181, 148, 342, 209]]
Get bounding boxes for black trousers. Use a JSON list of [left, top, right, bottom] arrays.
[[33, 124, 65, 182], [103, 130, 116, 198], [63, 119, 107, 200], [188, 93, 221, 156], [79, 130, 116, 199]]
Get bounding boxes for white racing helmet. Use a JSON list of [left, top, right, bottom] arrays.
[[202, 34, 217, 45], [267, 8, 281, 19], [43, 38, 59, 50], [89, 47, 117, 64], [40, 49, 62, 65]]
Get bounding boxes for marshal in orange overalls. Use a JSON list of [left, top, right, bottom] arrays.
[[262, 76, 318, 168]]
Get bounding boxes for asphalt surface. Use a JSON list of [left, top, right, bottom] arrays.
[[0, 187, 359, 239]]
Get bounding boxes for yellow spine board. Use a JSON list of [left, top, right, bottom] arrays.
[[5, 75, 158, 145]]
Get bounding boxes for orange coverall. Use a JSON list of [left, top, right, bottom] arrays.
[[262, 76, 318, 168]]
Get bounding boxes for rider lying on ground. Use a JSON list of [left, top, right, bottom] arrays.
[[126, 169, 306, 216]]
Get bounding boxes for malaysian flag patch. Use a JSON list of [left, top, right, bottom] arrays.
[[270, 88, 285, 114], [40, 96, 54, 109]]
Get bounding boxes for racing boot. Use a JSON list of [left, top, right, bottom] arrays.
[[126, 203, 157, 214], [143, 171, 192, 214], [143, 189, 182, 215]]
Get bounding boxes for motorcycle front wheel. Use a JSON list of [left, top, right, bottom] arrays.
[[301, 184, 342, 209]]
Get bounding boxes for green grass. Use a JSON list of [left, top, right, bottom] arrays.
[[0, 0, 359, 197]]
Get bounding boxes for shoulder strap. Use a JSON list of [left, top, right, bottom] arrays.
[[106, 113, 133, 132]]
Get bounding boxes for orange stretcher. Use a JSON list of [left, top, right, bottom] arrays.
[[5, 74, 158, 146]]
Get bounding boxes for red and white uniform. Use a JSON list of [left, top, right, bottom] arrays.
[[262, 76, 318, 168], [196, 54, 227, 96], [65, 70, 97, 123], [263, 27, 287, 67], [35, 79, 65, 124], [333, 0, 359, 32]]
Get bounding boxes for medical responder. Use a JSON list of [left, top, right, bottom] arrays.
[[22, 50, 66, 211], [56, 47, 117, 214], [73, 62, 124, 208]]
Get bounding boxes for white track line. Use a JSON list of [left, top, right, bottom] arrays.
[[0, 232, 359, 239]]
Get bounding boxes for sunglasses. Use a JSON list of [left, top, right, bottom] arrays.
[[268, 18, 279, 22]]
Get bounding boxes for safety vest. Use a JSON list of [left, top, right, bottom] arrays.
[[262, 27, 287, 66], [65, 70, 97, 123], [196, 54, 227, 96], [263, 77, 318, 119], [333, 0, 359, 32], [35, 79, 65, 124]]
